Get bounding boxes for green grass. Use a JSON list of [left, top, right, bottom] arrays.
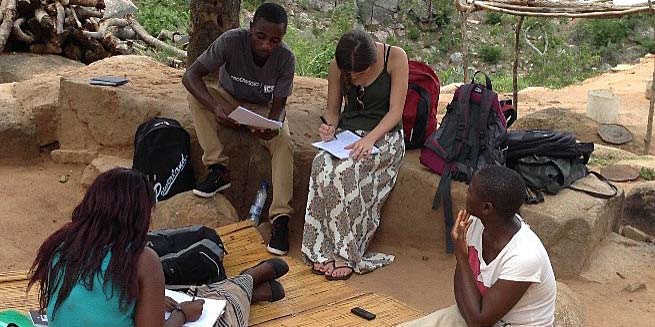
[[136, 0, 190, 35], [284, 2, 357, 78], [641, 167, 655, 181], [478, 45, 503, 64]]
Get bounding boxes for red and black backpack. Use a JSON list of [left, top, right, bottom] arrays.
[[402, 61, 440, 149]]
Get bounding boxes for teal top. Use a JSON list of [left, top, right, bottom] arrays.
[[47, 252, 136, 327]]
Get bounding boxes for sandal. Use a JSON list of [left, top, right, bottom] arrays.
[[325, 264, 354, 281], [240, 258, 289, 279], [311, 260, 334, 275]]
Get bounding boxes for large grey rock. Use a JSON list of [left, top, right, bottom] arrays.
[[620, 182, 655, 236], [51, 149, 98, 164], [522, 188, 624, 278], [81, 155, 133, 187], [151, 191, 239, 230], [357, 0, 399, 25], [0, 53, 84, 83], [0, 83, 39, 160], [580, 232, 655, 284], [554, 282, 585, 327]]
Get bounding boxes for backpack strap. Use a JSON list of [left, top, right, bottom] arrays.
[[466, 88, 495, 180], [472, 71, 492, 90], [432, 84, 476, 253], [408, 84, 430, 148], [568, 171, 618, 199], [384, 44, 391, 71]]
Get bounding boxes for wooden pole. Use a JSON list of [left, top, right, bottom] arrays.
[[461, 11, 469, 82], [646, 58, 655, 154], [513, 16, 524, 115]]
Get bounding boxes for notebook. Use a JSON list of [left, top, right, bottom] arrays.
[[311, 130, 380, 160], [28, 309, 48, 327], [227, 106, 283, 130], [164, 289, 227, 327], [90, 76, 129, 86]]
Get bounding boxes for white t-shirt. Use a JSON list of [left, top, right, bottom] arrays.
[[466, 215, 557, 327]]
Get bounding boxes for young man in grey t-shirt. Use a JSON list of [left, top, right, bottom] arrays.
[[182, 3, 295, 255]]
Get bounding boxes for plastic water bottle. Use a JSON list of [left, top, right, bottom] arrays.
[[248, 181, 269, 225]]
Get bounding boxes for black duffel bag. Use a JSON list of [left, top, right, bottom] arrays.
[[147, 225, 227, 285]]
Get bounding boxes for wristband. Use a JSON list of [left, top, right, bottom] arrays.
[[173, 305, 187, 323]]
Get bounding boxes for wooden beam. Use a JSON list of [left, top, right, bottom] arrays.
[[513, 16, 524, 117]]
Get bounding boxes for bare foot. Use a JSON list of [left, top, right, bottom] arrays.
[[326, 260, 353, 281], [320, 261, 335, 274]]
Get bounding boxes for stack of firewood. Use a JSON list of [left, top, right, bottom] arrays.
[[0, 0, 186, 64]]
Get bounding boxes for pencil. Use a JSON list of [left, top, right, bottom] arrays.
[[192, 287, 198, 301], [320, 116, 337, 139]]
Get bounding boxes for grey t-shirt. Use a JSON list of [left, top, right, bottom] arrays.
[[197, 28, 296, 105]]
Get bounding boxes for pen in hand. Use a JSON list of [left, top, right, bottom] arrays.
[[320, 116, 338, 140], [192, 287, 198, 301]]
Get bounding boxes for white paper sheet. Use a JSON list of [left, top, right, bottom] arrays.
[[612, 0, 647, 5], [227, 106, 283, 130], [164, 289, 227, 327], [311, 130, 380, 160]]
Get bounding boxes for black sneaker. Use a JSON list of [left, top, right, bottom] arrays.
[[192, 164, 231, 198], [267, 215, 290, 256]]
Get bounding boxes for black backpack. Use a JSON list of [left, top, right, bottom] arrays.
[[133, 117, 195, 201], [147, 225, 227, 285], [421, 72, 508, 253]]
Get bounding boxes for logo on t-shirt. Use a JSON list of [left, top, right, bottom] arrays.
[[230, 75, 259, 87], [263, 85, 275, 93]]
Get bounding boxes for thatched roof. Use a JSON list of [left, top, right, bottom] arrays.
[[455, 0, 653, 18]]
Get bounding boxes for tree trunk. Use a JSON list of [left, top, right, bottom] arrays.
[[187, 0, 240, 66]]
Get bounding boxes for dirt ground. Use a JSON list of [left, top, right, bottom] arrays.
[[1, 58, 655, 326]]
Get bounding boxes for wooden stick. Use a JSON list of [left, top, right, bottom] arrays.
[[646, 58, 655, 154], [0, 0, 8, 24], [127, 16, 187, 58], [513, 16, 524, 117], [461, 1, 652, 18], [12, 17, 34, 43], [73, 5, 103, 20], [69, 0, 104, 10], [82, 17, 128, 39], [65, 7, 82, 28], [55, 1, 64, 34], [461, 11, 469, 83], [0, 0, 16, 52]]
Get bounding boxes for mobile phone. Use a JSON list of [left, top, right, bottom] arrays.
[[351, 306, 376, 320]]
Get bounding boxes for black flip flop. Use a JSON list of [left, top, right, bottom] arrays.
[[325, 265, 354, 281], [268, 279, 286, 302], [240, 258, 289, 279], [311, 260, 334, 275]]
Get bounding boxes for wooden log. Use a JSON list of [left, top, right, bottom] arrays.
[[102, 32, 129, 55], [63, 42, 82, 60], [127, 16, 187, 58], [12, 16, 34, 43], [82, 17, 128, 39], [64, 7, 81, 28], [0, 0, 8, 23], [69, 0, 104, 10], [35, 8, 54, 33], [0, 0, 16, 52], [513, 16, 524, 116], [646, 59, 655, 154], [73, 5, 103, 20], [55, 1, 64, 34]]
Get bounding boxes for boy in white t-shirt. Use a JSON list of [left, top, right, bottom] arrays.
[[400, 166, 556, 327]]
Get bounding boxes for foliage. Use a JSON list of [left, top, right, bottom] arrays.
[[485, 12, 504, 25], [136, 0, 190, 35], [407, 24, 421, 41], [284, 2, 357, 78], [478, 45, 503, 64], [641, 167, 655, 181]]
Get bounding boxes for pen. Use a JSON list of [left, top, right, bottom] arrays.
[[320, 116, 337, 139], [192, 287, 198, 301]]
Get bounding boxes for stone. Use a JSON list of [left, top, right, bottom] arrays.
[[0, 53, 84, 83], [580, 233, 655, 284], [611, 64, 633, 72], [151, 191, 239, 230], [621, 182, 655, 236], [12, 76, 62, 147], [592, 144, 639, 162], [357, 0, 398, 25], [373, 30, 390, 41], [81, 155, 133, 187], [646, 80, 652, 100], [512, 108, 603, 146], [623, 282, 647, 293], [554, 282, 585, 327], [600, 164, 640, 182], [600, 63, 613, 72], [520, 187, 624, 278], [0, 83, 39, 161], [450, 52, 463, 64], [518, 86, 551, 95], [51, 149, 98, 164], [621, 225, 652, 243]]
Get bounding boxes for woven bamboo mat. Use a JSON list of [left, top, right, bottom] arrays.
[[0, 221, 423, 326], [256, 293, 425, 327]]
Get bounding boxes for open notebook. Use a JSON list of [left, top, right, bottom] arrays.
[[165, 289, 227, 327], [311, 130, 380, 160]]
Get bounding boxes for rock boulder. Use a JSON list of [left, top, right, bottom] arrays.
[[151, 191, 239, 230], [81, 155, 133, 187], [554, 282, 585, 327], [620, 182, 655, 236], [0, 53, 84, 83]]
